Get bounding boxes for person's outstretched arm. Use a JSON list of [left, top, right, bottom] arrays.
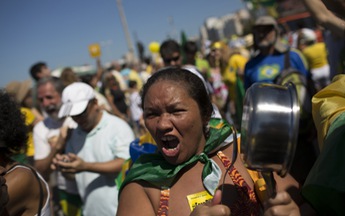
[[302, 0, 345, 38]]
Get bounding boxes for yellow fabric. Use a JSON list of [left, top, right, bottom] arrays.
[[129, 70, 143, 90], [58, 189, 82, 216], [195, 57, 211, 75], [60, 200, 82, 216], [312, 74, 345, 150], [20, 107, 35, 157], [302, 43, 328, 69], [223, 54, 247, 99], [254, 178, 268, 203], [292, 48, 309, 70], [280, 73, 311, 121], [146, 65, 153, 74], [139, 131, 156, 145]]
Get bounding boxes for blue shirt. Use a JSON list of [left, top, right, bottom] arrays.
[[244, 49, 308, 90]]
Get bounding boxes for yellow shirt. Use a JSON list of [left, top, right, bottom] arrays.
[[223, 54, 248, 98], [195, 57, 211, 77], [21, 107, 35, 157], [129, 70, 143, 90], [312, 74, 345, 150], [302, 43, 328, 69]]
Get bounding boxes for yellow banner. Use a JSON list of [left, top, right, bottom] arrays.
[[88, 43, 101, 58]]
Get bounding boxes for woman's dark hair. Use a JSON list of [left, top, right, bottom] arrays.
[[141, 67, 213, 121], [0, 89, 28, 156], [29, 62, 47, 81], [159, 39, 181, 59]]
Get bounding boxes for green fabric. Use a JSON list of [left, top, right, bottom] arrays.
[[180, 31, 188, 65], [303, 185, 345, 216], [58, 189, 83, 207], [58, 189, 83, 216], [11, 153, 28, 164], [115, 158, 132, 190], [302, 112, 345, 215], [235, 75, 245, 128], [119, 118, 232, 195]]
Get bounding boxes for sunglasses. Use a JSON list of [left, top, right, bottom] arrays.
[[163, 55, 180, 64], [253, 25, 275, 34]]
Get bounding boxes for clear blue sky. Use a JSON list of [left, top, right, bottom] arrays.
[[0, 0, 245, 87]]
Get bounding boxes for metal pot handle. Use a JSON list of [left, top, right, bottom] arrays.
[[262, 171, 276, 198]]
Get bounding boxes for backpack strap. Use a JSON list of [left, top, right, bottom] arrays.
[[275, 49, 307, 85], [7, 163, 44, 216], [274, 49, 291, 84], [284, 49, 291, 70]]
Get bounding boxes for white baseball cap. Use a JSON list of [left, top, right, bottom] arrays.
[[58, 82, 95, 118], [300, 28, 317, 42]]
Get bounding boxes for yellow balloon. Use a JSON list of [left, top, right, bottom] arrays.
[[149, 42, 160, 53]]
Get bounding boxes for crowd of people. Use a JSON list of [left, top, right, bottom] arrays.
[[1, 0, 345, 214]]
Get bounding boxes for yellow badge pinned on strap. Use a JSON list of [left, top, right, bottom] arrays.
[[186, 191, 213, 211]]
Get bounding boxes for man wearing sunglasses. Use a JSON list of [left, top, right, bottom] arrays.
[[54, 82, 135, 216], [160, 39, 182, 66]]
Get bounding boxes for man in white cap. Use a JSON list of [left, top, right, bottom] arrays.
[[54, 82, 134, 216], [298, 28, 331, 91]]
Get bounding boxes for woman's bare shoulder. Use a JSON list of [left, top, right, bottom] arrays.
[[5, 166, 42, 215], [5, 166, 37, 190]]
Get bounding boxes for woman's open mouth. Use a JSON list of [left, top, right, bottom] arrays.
[[161, 135, 180, 157]]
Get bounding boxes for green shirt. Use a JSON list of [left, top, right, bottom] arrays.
[[302, 112, 345, 215]]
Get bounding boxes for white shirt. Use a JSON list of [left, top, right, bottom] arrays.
[[129, 91, 143, 122], [33, 116, 78, 193], [65, 111, 134, 216]]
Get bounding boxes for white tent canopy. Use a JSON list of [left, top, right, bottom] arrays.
[[51, 65, 97, 77]]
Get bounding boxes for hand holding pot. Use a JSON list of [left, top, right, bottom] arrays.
[[263, 191, 300, 216]]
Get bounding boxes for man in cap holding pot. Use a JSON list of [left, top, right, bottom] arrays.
[[244, 16, 318, 186], [244, 15, 309, 89], [54, 82, 134, 216]]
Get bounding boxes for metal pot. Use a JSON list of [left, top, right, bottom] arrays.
[[240, 82, 300, 177]]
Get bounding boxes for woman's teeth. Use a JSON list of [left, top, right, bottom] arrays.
[[161, 135, 178, 149]]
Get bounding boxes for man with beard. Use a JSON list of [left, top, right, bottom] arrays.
[[33, 77, 82, 216], [244, 15, 309, 89]]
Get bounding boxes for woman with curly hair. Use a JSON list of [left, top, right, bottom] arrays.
[[0, 90, 50, 215]]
